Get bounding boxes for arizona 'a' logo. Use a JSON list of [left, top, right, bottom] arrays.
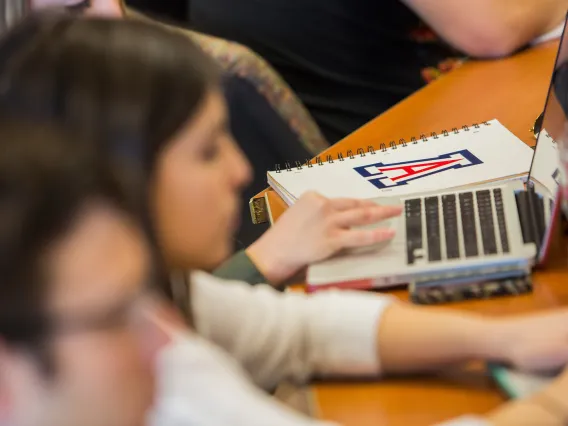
[[354, 150, 482, 189]]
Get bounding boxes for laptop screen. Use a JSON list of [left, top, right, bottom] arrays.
[[529, 15, 568, 262]]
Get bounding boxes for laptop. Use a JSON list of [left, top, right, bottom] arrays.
[[306, 20, 566, 291]]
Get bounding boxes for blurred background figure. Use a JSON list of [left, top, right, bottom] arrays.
[[24, 0, 328, 248], [125, 0, 187, 21], [190, 0, 568, 143], [0, 119, 162, 426]]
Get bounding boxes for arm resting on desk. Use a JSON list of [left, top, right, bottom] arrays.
[[401, 0, 568, 57], [188, 272, 568, 425], [379, 303, 568, 375], [191, 271, 390, 390], [378, 304, 502, 374], [190, 271, 543, 388], [152, 326, 491, 426], [191, 271, 568, 387]]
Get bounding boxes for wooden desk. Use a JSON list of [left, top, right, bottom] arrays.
[[260, 42, 568, 425]]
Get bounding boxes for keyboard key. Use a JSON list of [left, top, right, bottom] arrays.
[[405, 199, 423, 265], [493, 189, 510, 253], [533, 191, 546, 246], [515, 191, 535, 244], [442, 194, 460, 259], [459, 192, 479, 257], [425, 197, 442, 262], [476, 190, 498, 255]]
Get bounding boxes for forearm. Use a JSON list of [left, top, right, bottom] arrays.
[[403, 0, 568, 57], [377, 304, 505, 374]]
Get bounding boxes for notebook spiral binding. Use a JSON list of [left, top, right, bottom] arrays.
[[275, 121, 492, 173]]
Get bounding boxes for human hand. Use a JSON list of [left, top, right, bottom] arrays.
[[491, 309, 568, 373], [246, 191, 402, 285]]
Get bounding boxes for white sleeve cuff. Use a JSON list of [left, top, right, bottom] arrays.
[[309, 290, 395, 377]]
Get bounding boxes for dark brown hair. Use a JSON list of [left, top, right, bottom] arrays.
[[0, 118, 141, 372], [0, 12, 221, 308]]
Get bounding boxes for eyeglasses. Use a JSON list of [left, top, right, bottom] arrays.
[[52, 287, 161, 335], [0, 285, 166, 343]]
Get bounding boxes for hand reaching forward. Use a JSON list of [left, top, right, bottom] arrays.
[[246, 192, 402, 285], [494, 309, 568, 373]]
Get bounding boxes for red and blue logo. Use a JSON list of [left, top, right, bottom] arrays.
[[354, 150, 482, 189]]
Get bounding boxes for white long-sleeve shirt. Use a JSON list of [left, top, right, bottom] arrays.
[[151, 271, 489, 426]]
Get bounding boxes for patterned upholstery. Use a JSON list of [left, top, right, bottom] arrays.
[[127, 8, 329, 155]]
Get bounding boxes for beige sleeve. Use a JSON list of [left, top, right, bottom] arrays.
[[190, 271, 391, 390]]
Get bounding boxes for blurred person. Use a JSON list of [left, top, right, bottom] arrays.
[[191, 0, 568, 142], [0, 119, 161, 426], [26, 0, 324, 248], [0, 117, 326, 426], [4, 13, 568, 426], [1, 1, 402, 288]]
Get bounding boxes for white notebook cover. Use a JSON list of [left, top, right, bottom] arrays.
[[268, 120, 533, 204]]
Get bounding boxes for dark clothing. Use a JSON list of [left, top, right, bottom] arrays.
[[223, 74, 312, 248], [213, 249, 267, 284], [125, 0, 188, 22], [191, 0, 462, 143]]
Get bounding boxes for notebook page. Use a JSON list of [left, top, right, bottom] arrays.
[[268, 120, 533, 201]]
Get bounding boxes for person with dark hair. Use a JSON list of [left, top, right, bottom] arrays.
[[0, 118, 169, 426], [24, 0, 328, 248], [4, 13, 568, 426], [0, 7, 402, 287]]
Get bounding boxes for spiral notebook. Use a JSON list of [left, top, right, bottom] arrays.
[[268, 120, 534, 204]]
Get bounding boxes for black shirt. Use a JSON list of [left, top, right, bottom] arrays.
[[190, 0, 462, 143]]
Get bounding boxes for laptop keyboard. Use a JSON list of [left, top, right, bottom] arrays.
[[425, 197, 441, 262], [493, 189, 510, 254], [405, 189, 510, 265], [442, 194, 460, 259], [404, 198, 423, 265], [476, 190, 498, 255], [514, 189, 547, 249], [459, 192, 479, 257]]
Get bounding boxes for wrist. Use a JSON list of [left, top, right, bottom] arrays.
[[466, 317, 510, 362], [476, 316, 530, 364], [246, 238, 298, 286]]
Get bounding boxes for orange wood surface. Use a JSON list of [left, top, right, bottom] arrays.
[[261, 41, 568, 425]]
